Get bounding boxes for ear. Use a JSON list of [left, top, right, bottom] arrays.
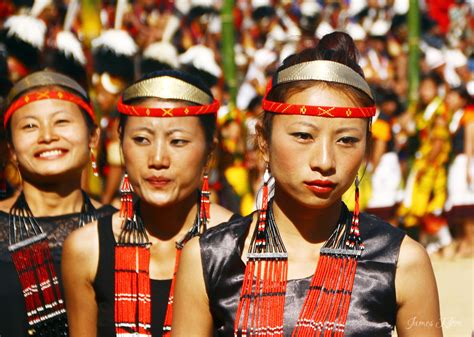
[[88, 125, 101, 149], [255, 121, 270, 163]]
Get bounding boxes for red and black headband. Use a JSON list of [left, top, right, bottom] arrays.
[[262, 60, 376, 118], [4, 71, 94, 127], [117, 76, 219, 117]]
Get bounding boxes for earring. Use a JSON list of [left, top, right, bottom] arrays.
[[347, 174, 364, 249], [256, 163, 271, 248], [90, 149, 99, 177], [119, 173, 134, 219], [199, 172, 211, 228]]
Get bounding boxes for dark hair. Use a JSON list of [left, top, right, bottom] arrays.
[[118, 70, 217, 152], [262, 31, 374, 142]]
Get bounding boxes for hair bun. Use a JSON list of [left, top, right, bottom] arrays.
[[316, 31, 364, 78]]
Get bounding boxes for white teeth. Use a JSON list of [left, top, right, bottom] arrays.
[[38, 150, 63, 158]]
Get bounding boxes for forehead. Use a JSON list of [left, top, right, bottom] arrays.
[[285, 85, 359, 107], [11, 99, 82, 121]]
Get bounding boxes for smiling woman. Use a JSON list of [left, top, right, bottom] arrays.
[[0, 71, 116, 337], [61, 70, 236, 337], [172, 32, 443, 337]]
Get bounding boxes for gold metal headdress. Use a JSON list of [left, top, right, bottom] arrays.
[[275, 60, 373, 100], [7, 70, 89, 106], [122, 76, 213, 105]]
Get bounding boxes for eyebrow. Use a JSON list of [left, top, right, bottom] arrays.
[[289, 121, 319, 129], [335, 127, 362, 133]]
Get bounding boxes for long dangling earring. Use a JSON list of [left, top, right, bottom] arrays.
[[119, 173, 134, 219], [347, 174, 364, 249], [199, 171, 211, 230], [90, 148, 99, 177], [256, 163, 271, 247]]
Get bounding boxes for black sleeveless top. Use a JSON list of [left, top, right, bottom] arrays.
[[200, 210, 406, 336], [0, 205, 116, 337], [93, 215, 172, 337], [94, 213, 241, 336]]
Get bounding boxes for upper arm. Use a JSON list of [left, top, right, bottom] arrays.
[[172, 237, 213, 337], [62, 223, 99, 337], [395, 236, 443, 337]]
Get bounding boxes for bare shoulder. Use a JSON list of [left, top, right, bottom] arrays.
[[0, 195, 17, 212], [209, 203, 235, 228], [90, 197, 103, 209], [63, 219, 100, 257], [397, 235, 432, 271]]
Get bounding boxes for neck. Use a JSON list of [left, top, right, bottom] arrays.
[[272, 187, 342, 244], [21, 178, 84, 217], [139, 191, 198, 241]]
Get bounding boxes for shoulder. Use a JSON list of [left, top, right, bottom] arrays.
[[0, 195, 17, 213], [201, 212, 253, 246], [359, 212, 406, 261], [397, 235, 432, 272], [208, 203, 236, 228], [63, 219, 100, 258]]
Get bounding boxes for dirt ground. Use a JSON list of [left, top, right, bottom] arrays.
[[431, 256, 473, 337]]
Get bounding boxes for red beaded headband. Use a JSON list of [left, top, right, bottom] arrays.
[[263, 60, 376, 118], [117, 75, 219, 117], [4, 89, 95, 127]]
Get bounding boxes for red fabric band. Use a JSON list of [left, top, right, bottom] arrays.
[[117, 97, 219, 117], [4, 89, 95, 127], [262, 98, 376, 118]]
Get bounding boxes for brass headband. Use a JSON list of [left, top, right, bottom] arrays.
[[275, 60, 373, 100], [7, 70, 89, 106], [122, 76, 213, 105]]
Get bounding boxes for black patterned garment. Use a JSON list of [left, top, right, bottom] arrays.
[[200, 207, 406, 337], [0, 204, 116, 337]]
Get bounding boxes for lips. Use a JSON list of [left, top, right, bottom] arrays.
[[146, 176, 171, 187], [304, 179, 337, 194], [34, 148, 68, 159]]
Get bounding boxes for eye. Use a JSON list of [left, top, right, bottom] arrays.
[[55, 119, 70, 125], [171, 139, 190, 146], [338, 136, 360, 145], [132, 136, 150, 145], [22, 122, 37, 130], [291, 132, 313, 141]]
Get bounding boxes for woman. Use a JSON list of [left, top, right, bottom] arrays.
[[0, 71, 115, 337], [62, 70, 236, 337], [173, 32, 442, 336]]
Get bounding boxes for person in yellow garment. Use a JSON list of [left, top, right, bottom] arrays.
[[399, 73, 452, 252]]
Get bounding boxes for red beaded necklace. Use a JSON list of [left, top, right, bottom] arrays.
[[234, 179, 364, 337], [114, 174, 211, 336]]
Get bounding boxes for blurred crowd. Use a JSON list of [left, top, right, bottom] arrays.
[[0, 0, 473, 258]]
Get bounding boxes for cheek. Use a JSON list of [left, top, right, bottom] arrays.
[[173, 145, 207, 186], [269, 139, 308, 181]]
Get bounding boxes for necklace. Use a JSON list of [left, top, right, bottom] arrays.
[[114, 186, 210, 337], [234, 201, 364, 337], [8, 191, 97, 337]]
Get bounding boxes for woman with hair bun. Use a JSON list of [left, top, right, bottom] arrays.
[[173, 32, 442, 337], [62, 70, 236, 337]]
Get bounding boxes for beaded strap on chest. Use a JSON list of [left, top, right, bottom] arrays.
[[8, 192, 97, 336]]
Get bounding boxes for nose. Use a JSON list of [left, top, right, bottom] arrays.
[[149, 139, 171, 169], [38, 124, 59, 144], [310, 136, 336, 175]]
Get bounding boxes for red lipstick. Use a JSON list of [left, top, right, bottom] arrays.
[[146, 176, 171, 188], [304, 179, 336, 194]]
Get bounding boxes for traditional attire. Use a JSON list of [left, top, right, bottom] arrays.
[[0, 71, 116, 337], [195, 58, 404, 336], [98, 71, 234, 336]]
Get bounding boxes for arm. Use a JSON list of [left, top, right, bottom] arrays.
[[171, 238, 213, 337], [62, 224, 99, 337], [395, 236, 442, 337], [370, 138, 387, 172], [465, 120, 473, 186]]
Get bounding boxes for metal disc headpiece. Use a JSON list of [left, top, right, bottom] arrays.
[[117, 75, 219, 117], [262, 60, 376, 118]]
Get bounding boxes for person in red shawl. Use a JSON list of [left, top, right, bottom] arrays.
[[172, 32, 442, 337]]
